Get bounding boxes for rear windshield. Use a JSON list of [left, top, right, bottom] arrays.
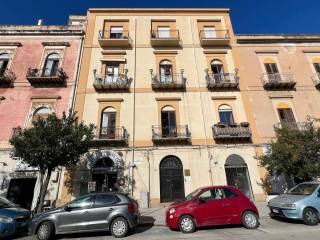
[[0, 198, 15, 209], [287, 183, 319, 196]]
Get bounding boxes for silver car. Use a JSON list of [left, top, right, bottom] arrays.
[[29, 193, 139, 239], [268, 182, 320, 225]]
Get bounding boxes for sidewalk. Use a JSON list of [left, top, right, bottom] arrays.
[[139, 202, 269, 226]]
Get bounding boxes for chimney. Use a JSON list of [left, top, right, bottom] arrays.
[[37, 19, 44, 26]]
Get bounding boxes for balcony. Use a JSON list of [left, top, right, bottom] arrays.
[[212, 122, 252, 141], [274, 122, 312, 131], [98, 30, 131, 47], [199, 30, 230, 46], [152, 125, 191, 143], [261, 73, 296, 90], [92, 127, 129, 146], [312, 73, 320, 89], [26, 68, 67, 85], [93, 69, 131, 91], [205, 70, 239, 90], [150, 30, 181, 47], [0, 69, 15, 87], [150, 69, 186, 90]]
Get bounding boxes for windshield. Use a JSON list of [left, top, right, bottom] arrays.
[[287, 183, 319, 196], [185, 189, 202, 201], [0, 198, 16, 209]]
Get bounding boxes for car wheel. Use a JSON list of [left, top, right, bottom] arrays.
[[303, 208, 319, 226], [179, 215, 196, 234], [37, 221, 54, 240], [110, 217, 129, 238], [242, 211, 259, 229]]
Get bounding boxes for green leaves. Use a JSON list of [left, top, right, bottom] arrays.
[[10, 111, 95, 173], [260, 123, 320, 182]]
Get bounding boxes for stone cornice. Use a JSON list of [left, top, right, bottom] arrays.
[[42, 42, 70, 47]]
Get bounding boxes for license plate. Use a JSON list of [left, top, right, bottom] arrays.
[[272, 208, 279, 213]]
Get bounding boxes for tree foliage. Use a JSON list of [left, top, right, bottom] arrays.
[[260, 122, 320, 183], [10, 111, 95, 212]]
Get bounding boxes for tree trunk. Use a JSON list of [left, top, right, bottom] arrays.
[[36, 169, 52, 214]]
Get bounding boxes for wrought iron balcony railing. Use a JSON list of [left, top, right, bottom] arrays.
[[152, 125, 191, 142], [93, 69, 131, 90], [150, 69, 186, 90], [312, 72, 320, 89], [26, 68, 67, 85], [205, 70, 239, 89], [95, 127, 129, 143], [98, 30, 131, 47], [261, 73, 296, 89], [150, 30, 180, 46], [199, 30, 230, 46], [274, 122, 312, 131], [0, 69, 15, 87], [212, 122, 252, 140]]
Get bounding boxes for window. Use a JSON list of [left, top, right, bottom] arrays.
[[158, 27, 170, 38], [101, 108, 116, 139], [69, 195, 93, 209], [94, 194, 116, 207], [265, 63, 281, 82], [199, 188, 226, 201], [105, 62, 119, 82], [161, 106, 177, 137], [204, 26, 216, 38], [211, 60, 225, 82], [218, 105, 234, 125], [110, 27, 123, 39], [32, 107, 51, 122], [224, 188, 238, 198], [159, 60, 173, 83], [314, 63, 320, 74], [277, 108, 297, 128], [43, 53, 60, 77], [0, 53, 10, 77]]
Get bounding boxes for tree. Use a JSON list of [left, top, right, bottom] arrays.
[[10, 111, 95, 213], [260, 122, 320, 185]]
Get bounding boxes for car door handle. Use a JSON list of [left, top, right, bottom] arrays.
[[222, 203, 230, 207], [83, 210, 89, 214], [108, 208, 114, 211]]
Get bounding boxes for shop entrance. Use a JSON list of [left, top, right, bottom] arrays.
[[7, 178, 37, 210]]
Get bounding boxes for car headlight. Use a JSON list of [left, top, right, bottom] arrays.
[[0, 216, 14, 223], [169, 208, 175, 214], [282, 203, 296, 209]]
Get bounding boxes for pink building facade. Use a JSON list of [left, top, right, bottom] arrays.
[[0, 16, 85, 210]]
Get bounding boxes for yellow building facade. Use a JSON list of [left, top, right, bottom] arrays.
[[59, 8, 266, 207]]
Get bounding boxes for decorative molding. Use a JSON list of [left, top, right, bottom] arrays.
[[0, 42, 22, 47], [303, 50, 320, 53], [151, 19, 176, 22], [104, 19, 129, 22], [153, 50, 178, 55], [203, 50, 228, 54], [211, 96, 237, 100], [100, 58, 126, 62], [255, 50, 279, 54], [30, 95, 61, 100], [97, 98, 124, 102], [101, 50, 127, 55], [268, 95, 294, 99], [197, 19, 221, 22], [42, 42, 70, 47], [155, 97, 181, 101]]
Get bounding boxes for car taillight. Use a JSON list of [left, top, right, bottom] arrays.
[[128, 203, 136, 213]]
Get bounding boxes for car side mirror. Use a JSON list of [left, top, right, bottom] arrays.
[[198, 198, 206, 204], [64, 205, 71, 212]]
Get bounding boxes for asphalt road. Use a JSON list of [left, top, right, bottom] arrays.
[[15, 217, 320, 240]]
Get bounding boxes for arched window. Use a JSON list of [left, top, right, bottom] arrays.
[[211, 59, 224, 74], [161, 105, 177, 137], [32, 107, 51, 122], [159, 60, 173, 83], [100, 107, 117, 139], [43, 53, 60, 77], [0, 53, 10, 77], [218, 104, 234, 125]]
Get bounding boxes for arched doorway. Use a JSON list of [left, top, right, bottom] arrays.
[[225, 154, 253, 199], [160, 156, 185, 202]]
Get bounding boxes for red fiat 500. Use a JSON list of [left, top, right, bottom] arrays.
[[166, 186, 259, 233]]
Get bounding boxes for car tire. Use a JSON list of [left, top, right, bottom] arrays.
[[110, 217, 129, 238], [179, 215, 196, 234], [242, 211, 259, 229], [36, 221, 54, 240], [303, 208, 319, 226]]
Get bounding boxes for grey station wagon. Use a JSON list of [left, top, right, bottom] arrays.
[[29, 193, 139, 239]]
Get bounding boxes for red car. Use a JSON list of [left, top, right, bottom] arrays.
[[166, 186, 259, 233]]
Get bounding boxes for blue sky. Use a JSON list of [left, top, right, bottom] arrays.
[[1, 0, 318, 34]]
